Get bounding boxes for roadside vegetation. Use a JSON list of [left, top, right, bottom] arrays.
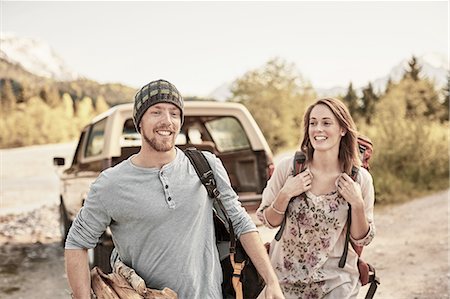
[[1, 56, 448, 204]]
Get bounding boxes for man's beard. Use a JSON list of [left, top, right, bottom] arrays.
[[141, 126, 176, 152]]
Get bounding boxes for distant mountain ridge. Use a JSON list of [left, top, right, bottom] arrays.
[[1, 34, 448, 101], [0, 35, 135, 107], [1, 34, 81, 81]]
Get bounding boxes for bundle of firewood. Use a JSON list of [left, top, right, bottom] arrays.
[[90, 260, 177, 299]]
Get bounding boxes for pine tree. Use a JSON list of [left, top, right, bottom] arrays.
[[385, 77, 395, 94], [40, 84, 61, 108], [360, 82, 379, 124], [95, 95, 109, 114], [403, 55, 422, 81], [8, 80, 25, 103], [75, 96, 95, 125], [440, 72, 449, 122], [0, 79, 17, 112], [61, 93, 75, 118], [394, 77, 441, 120], [342, 82, 359, 117]]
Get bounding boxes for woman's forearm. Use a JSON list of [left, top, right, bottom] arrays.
[[264, 191, 291, 227], [350, 201, 370, 240]]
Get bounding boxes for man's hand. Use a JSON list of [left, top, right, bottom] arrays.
[[239, 232, 285, 299], [262, 283, 285, 299]]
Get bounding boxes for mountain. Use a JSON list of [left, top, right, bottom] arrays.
[[207, 81, 233, 102], [0, 57, 51, 90], [0, 34, 135, 106], [0, 33, 80, 81], [0, 57, 135, 106]]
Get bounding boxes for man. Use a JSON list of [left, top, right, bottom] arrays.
[[65, 79, 284, 299]]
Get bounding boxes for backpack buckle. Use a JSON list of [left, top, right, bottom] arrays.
[[202, 171, 220, 198]]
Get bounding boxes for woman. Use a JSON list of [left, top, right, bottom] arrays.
[[257, 98, 375, 299]]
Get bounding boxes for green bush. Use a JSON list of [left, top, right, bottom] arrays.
[[358, 82, 449, 204]]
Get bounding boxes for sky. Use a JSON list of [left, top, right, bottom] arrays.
[[1, 1, 449, 97]]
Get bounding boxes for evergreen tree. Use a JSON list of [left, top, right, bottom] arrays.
[[440, 72, 449, 122], [342, 82, 359, 117], [385, 77, 395, 95], [392, 77, 441, 121], [0, 79, 17, 112], [8, 80, 25, 103], [95, 95, 109, 114], [403, 55, 422, 81], [360, 82, 379, 124], [40, 84, 61, 107], [61, 93, 75, 118], [75, 96, 95, 126], [20, 85, 33, 103]]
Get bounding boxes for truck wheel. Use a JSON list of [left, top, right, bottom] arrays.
[[59, 197, 71, 246], [89, 240, 114, 273]]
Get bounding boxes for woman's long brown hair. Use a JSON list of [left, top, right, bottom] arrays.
[[300, 98, 360, 175]]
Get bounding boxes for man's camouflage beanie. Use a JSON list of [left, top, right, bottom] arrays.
[[133, 79, 184, 132]]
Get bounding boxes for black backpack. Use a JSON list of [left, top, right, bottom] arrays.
[[184, 148, 265, 299]]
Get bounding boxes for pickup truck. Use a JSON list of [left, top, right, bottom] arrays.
[[54, 101, 274, 272]]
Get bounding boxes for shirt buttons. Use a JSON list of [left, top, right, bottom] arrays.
[[168, 197, 172, 201], [165, 185, 169, 189]]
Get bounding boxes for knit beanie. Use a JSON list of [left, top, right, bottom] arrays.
[[133, 79, 184, 132]]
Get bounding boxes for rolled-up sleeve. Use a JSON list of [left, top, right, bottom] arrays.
[[206, 152, 257, 238], [65, 176, 111, 249], [256, 157, 292, 228], [350, 168, 376, 246]]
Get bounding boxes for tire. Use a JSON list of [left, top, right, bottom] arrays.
[[89, 236, 114, 273], [59, 197, 72, 246]]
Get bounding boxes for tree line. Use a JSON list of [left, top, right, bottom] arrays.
[[0, 78, 116, 148], [0, 75, 135, 148]]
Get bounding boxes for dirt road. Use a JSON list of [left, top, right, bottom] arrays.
[[0, 143, 448, 298]]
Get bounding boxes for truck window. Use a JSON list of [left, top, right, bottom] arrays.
[[71, 131, 86, 167], [205, 117, 250, 152], [121, 119, 141, 147], [85, 118, 107, 158]]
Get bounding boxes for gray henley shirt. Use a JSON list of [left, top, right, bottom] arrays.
[[65, 148, 257, 298]]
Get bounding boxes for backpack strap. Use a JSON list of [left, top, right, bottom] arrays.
[[364, 263, 380, 299], [338, 166, 359, 268], [184, 148, 234, 240], [184, 147, 220, 198], [184, 148, 245, 297], [338, 205, 352, 268], [274, 151, 306, 241]]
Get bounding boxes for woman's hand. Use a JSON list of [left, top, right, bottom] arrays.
[[336, 173, 364, 207], [280, 169, 312, 199], [266, 169, 313, 226]]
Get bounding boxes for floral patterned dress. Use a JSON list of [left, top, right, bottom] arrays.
[[257, 157, 375, 299]]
